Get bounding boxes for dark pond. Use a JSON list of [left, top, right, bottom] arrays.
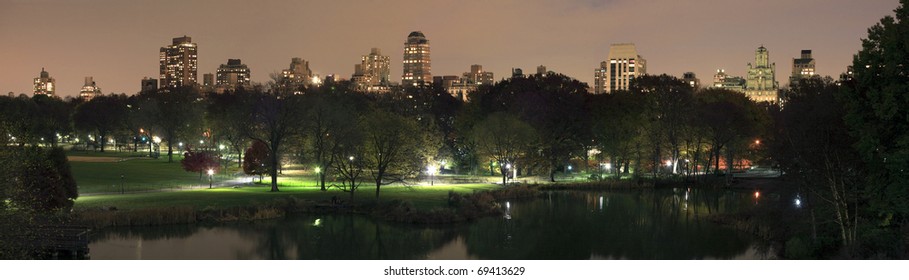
[[89, 188, 780, 259]]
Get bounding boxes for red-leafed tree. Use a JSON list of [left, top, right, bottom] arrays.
[[181, 146, 220, 179], [243, 140, 270, 182]]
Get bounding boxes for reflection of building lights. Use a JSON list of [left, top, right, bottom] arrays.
[[795, 198, 802, 207], [313, 218, 322, 227], [754, 191, 760, 199]]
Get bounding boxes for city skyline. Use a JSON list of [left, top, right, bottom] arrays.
[[0, 0, 898, 97]]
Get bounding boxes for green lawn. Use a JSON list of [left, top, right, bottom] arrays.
[[69, 152, 243, 194], [74, 183, 498, 210]]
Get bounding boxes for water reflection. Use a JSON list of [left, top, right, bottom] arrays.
[[90, 189, 769, 260]]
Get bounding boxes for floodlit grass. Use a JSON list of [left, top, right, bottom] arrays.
[[69, 151, 241, 194], [74, 183, 499, 211]]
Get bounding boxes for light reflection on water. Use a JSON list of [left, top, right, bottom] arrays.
[[90, 189, 775, 260]]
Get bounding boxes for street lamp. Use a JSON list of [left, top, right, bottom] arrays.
[[207, 169, 214, 189], [427, 165, 438, 186], [314, 166, 322, 187]]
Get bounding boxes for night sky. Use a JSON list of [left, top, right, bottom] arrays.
[[0, 0, 899, 98]]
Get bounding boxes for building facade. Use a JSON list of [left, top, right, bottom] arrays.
[[159, 36, 198, 88], [352, 48, 391, 93], [712, 69, 746, 92], [682, 72, 700, 90], [745, 46, 779, 103], [790, 49, 816, 87], [280, 57, 313, 92], [216, 59, 251, 90], [594, 43, 646, 94], [141, 77, 158, 93], [33, 68, 56, 96], [402, 31, 432, 86], [79, 76, 101, 101]]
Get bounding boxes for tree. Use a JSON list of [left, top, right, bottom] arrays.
[[207, 90, 254, 168], [73, 94, 129, 152], [631, 75, 695, 176], [838, 0, 909, 253], [301, 86, 367, 191], [361, 109, 423, 200], [588, 90, 647, 177], [32, 95, 73, 147], [245, 89, 306, 192], [5, 147, 78, 212], [695, 88, 766, 178], [471, 112, 538, 186], [773, 76, 860, 247], [181, 146, 221, 179], [243, 140, 270, 182], [136, 87, 204, 163]]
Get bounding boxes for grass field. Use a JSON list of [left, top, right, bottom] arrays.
[[68, 150, 248, 194], [74, 183, 499, 210], [67, 149, 502, 210]]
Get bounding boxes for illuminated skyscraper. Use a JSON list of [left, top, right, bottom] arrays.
[[352, 48, 391, 92], [33, 68, 56, 96], [745, 46, 779, 103], [593, 43, 646, 94], [402, 31, 431, 86], [159, 36, 198, 88]]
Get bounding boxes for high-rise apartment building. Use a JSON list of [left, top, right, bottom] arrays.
[[33, 68, 56, 96], [402, 31, 431, 86], [745, 46, 779, 103], [593, 43, 646, 94], [216, 59, 251, 89], [352, 48, 391, 92], [159, 36, 198, 88], [79, 77, 102, 101], [790, 50, 816, 87], [280, 57, 313, 91]]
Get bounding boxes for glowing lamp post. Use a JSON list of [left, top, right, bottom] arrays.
[[207, 169, 214, 189], [427, 165, 438, 186]]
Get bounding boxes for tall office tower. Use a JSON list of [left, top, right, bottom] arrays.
[[33, 68, 56, 96], [790, 50, 816, 87], [682, 72, 700, 89], [745, 46, 779, 103], [352, 48, 391, 92], [79, 77, 102, 101], [216, 59, 251, 89], [593, 43, 646, 94], [281, 57, 313, 89], [141, 77, 158, 93], [402, 31, 432, 86], [159, 36, 198, 88]]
